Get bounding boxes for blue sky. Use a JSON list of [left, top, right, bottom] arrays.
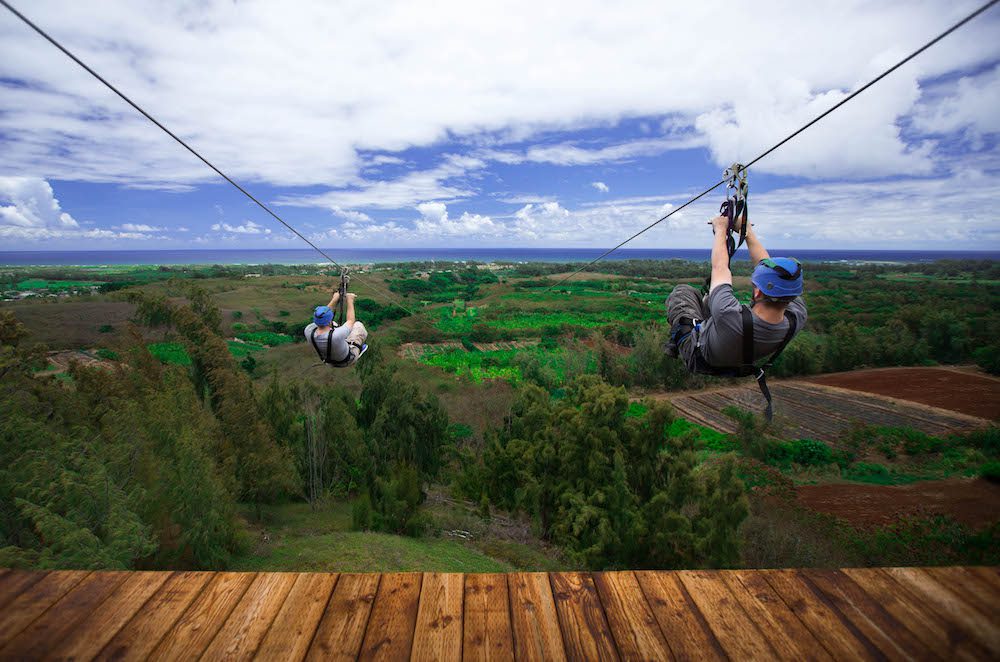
[[1, 0, 999, 251]]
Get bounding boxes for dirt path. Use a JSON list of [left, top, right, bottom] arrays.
[[796, 478, 1000, 529], [807, 367, 1000, 421]]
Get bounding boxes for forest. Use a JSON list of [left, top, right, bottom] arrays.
[[0, 258, 997, 572]]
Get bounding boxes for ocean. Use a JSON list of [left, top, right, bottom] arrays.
[[0, 248, 997, 267]]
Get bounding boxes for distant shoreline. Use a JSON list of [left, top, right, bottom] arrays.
[[1, 247, 998, 267]]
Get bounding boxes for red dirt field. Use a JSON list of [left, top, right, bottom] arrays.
[[808, 367, 1000, 421], [796, 478, 1000, 530]]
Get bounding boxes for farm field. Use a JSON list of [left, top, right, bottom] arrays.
[[665, 379, 988, 442], [797, 477, 1000, 529], [808, 366, 1000, 420]]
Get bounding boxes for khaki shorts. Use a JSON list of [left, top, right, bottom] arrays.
[[345, 321, 368, 363]]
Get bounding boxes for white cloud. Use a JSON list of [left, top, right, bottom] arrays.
[[485, 135, 705, 166], [0, 176, 79, 229], [330, 206, 372, 223], [414, 202, 500, 237], [912, 65, 1000, 140], [211, 220, 271, 235], [118, 222, 164, 232], [1, 0, 997, 191], [591, 181, 609, 193]]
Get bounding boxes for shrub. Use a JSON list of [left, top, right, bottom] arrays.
[[973, 346, 1000, 375], [351, 494, 373, 531], [981, 461, 1000, 483], [98, 324, 114, 333], [95, 348, 119, 361]]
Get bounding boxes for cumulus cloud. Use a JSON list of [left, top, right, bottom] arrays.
[[591, 181, 609, 193], [330, 206, 372, 223], [414, 202, 500, 237], [912, 65, 1000, 141], [1, 0, 998, 192], [211, 220, 271, 235], [0, 176, 79, 229]]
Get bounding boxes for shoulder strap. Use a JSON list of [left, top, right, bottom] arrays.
[[763, 311, 798, 368], [740, 305, 754, 373], [309, 327, 326, 363]]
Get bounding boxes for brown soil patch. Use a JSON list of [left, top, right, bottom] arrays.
[[797, 478, 1000, 530], [808, 367, 1000, 421]]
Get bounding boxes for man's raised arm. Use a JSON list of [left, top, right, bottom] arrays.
[[745, 221, 771, 264], [709, 214, 733, 292]]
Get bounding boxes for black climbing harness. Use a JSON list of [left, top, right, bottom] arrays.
[[703, 163, 749, 295], [310, 270, 365, 368], [671, 306, 797, 421]]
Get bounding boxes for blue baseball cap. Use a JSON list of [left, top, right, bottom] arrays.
[[751, 257, 803, 298], [313, 305, 334, 326]]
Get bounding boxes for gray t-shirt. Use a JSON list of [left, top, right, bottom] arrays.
[[304, 322, 352, 362], [698, 284, 807, 368]]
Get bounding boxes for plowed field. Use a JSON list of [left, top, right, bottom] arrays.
[[667, 381, 987, 444], [808, 367, 1000, 420], [796, 478, 1000, 529]]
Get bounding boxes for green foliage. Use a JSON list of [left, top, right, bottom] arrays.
[[95, 348, 119, 361], [979, 461, 1000, 482], [237, 331, 294, 346], [842, 463, 921, 485], [351, 494, 373, 531], [98, 324, 114, 333], [476, 378, 748, 568], [847, 516, 999, 566], [667, 418, 733, 452], [973, 345, 1000, 375]]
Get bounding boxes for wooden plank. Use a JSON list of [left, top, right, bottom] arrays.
[[411, 573, 465, 661], [549, 572, 619, 661], [634, 571, 724, 661], [0, 570, 47, 609], [202, 571, 297, 660], [508, 572, 567, 662], [306, 573, 379, 661], [96, 571, 213, 662], [593, 571, 673, 661], [881, 566, 1000, 653], [148, 571, 257, 660], [358, 572, 422, 661], [0, 570, 88, 644], [721, 570, 833, 661], [675, 570, 775, 660], [843, 567, 990, 661], [966, 566, 1000, 592], [761, 569, 878, 660], [256, 572, 337, 662], [803, 568, 927, 660], [48, 571, 171, 661], [923, 566, 997, 618], [0, 570, 127, 659], [463, 573, 514, 662]]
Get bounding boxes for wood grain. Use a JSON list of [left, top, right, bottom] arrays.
[[96, 571, 213, 662], [358, 572, 422, 661], [256, 572, 337, 662], [508, 572, 567, 662], [462, 573, 514, 662], [803, 568, 927, 660], [593, 571, 674, 661], [675, 570, 775, 660], [148, 571, 257, 660], [761, 569, 877, 660], [411, 573, 464, 661], [881, 566, 1000, 654], [201, 571, 298, 660], [0, 570, 89, 644], [48, 571, 171, 661], [0, 570, 126, 660], [634, 571, 724, 661], [843, 567, 989, 661], [0, 570, 48, 609], [550, 572, 619, 661], [307, 573, 380, 661], [721, 570, 832, 661]]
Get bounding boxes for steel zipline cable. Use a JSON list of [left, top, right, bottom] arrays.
[[545, 0, 1000, 292], [0, 0, 415, 316]]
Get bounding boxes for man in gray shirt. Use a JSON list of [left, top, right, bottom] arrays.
[[304, 287, 368, 367], [666, 214, 806, 374]]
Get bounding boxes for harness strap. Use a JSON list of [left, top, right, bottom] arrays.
[[755, 310, 797, 421]]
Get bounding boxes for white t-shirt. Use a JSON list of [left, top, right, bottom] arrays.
[[304, 322, 353, 362]]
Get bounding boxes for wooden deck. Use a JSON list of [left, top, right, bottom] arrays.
[[0, 567, 997, 660]]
